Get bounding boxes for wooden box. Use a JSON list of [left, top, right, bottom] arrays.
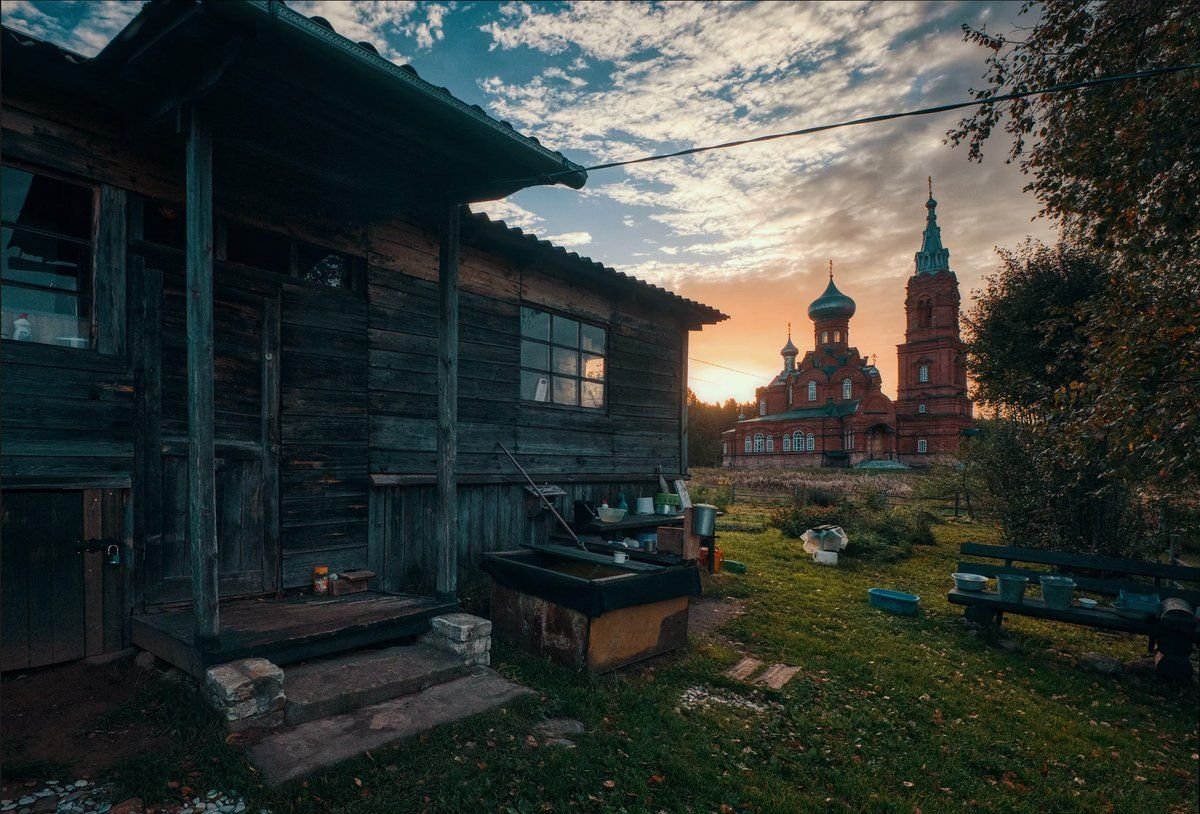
[[329, 569, 375, 596]]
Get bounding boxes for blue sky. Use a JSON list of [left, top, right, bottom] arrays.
[[2, 1, 1055, 401]]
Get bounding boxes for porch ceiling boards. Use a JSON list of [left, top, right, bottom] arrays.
[[132, 591, 457, 676]]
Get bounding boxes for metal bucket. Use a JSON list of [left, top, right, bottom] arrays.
[[692, 504, 717, 537]]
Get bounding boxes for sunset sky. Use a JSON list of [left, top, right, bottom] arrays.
[[3, 0, 1057, 402]]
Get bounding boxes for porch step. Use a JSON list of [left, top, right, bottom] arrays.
[[249, 667, 533, 784], [283, 643, 468, 725]]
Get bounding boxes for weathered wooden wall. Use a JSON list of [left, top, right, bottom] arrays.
[[2, 88, 694, 621]]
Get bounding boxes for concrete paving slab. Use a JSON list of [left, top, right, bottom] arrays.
[[753, 663, 801, 689], [722, 656, 764, 681], [250, 668, 532, 784]]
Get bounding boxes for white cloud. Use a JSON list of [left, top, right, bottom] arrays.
[[1, 0, 139, 56], [545, 231, 593, 247], [471, 199, 544, 231]]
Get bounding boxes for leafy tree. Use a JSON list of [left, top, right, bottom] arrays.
[[966, 240, 1106, 420], [951, 0, 1200, 507], [949, 0, 1200, 262], [685, 391, 752, 468]]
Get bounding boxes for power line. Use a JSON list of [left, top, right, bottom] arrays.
[[689, 357, 768, 379], [512, 63, 1199, 186]]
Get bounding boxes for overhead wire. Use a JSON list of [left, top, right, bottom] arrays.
[[506, 63, 1200, 186], [689, 357, 771, 379]]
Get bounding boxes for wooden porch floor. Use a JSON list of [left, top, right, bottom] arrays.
[[132, 591, 457, 676]]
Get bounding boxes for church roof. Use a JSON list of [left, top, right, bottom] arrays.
[[807, 276, 856, 321], [739, 399, 862, 423], [915, 179, 951, 275]]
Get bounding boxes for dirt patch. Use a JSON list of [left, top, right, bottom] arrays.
[[1, 654, 171, 791], [688, 596, 747, 638]]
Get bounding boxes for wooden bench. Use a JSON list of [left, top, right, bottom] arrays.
[[947, 543, 1200, 680]]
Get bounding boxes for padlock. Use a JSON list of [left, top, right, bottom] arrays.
[[106, 544, 121, 567]]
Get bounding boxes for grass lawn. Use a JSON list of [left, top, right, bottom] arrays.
[[109, 511, 1198, 813]]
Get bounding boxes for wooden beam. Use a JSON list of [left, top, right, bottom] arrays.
[[679, 329, 689, 475], [436, 203, 461, 600], [186, 107, 219, 647]]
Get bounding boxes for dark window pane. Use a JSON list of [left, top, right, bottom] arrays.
[[582, 353, 605, 381], [520, 307, 549, 341], [1, 166, 92, 240], [225, 222, 290, 274], [297, 243, 352, 288], [521, 369, 550, 402], [552, 376, 578, 406], [2, 227, 89, 290], [552, 346, 578, 375], [581, 381, 604, 409], [3, 285, 91, 347], [142, 200, 186, 249], [552, 315, 578, 347], [521, 340, 549, 370], [581, 323, 605, 354]]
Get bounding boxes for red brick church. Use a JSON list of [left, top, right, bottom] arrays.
[[721, 185, 974, 468]]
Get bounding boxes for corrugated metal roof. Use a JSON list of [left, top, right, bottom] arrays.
[[466, 211, 728, 325]]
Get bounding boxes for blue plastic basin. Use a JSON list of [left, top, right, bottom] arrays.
[[868, 588, 920, 615]]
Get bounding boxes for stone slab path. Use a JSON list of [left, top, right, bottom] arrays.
[[722, 656, 801, 690]]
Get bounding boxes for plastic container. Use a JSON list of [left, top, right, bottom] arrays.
[[951, 572, 988, 592], [997, 574, 1028, 603], [1039, 575, 1076, 610], [596, 507, 626, 523], [698, 545, 723, 573], [868, 588, 920, 615], [813, 550, 839, 566], [635, 497, 655, 515]]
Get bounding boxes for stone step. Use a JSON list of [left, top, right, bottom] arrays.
[[283, 643, 468, 726], [250, 667, 533, 784]]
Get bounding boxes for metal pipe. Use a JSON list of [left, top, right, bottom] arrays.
[[497, 442, 586, 550]]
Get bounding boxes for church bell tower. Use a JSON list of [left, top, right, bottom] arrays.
[[896, 179, 973, 461]]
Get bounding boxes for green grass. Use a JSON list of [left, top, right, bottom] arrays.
[[108, 511, 1198, 813]]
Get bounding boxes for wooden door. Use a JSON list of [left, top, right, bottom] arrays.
[[145, 274, 280, 605], [1, 491, 85, 670]]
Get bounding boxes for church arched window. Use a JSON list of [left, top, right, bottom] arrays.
[[918, 364, 930, 383], [844, 429, 855, 450], [759, 399, 767, 416], [766, 435, 775, 453], [842, 378, 852, 399], [806, 432, 815, 451], [833, 330, 841, 343], [807, 381, 817, 401], [744, 435, 751, 454], [753, 433, 764, 453], [917, 297, 933, 329], [793, 430, 803, 451], [786, 385, 793, 407], [782, 434, 791, 452]]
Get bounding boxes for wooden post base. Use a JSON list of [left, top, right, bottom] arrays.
[[964, 605, 1001, 626]]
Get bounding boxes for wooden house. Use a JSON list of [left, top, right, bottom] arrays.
[[0, 1, 725, 675]]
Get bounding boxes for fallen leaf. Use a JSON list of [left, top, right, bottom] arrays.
[[353, 777, 363, 788]]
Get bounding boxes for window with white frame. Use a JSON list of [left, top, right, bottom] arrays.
[[806, 432, 815, 451], [753, 433, 764, 453], [766, 435, 774, 452], [782, 434, 791, 452], [807, 381, 817, 401], [520, 307, 606, 408], [759, 399, 767, 416], [744, 436, 752, 454], [918, 364, 930, 383], [917, 439, 928, 453], [918, 403, 926, 414], [821, 331, 828, 344], [842, 378, 852, 399], [844, 430, 854, 450], [833, 330, 841, 343], [793, 430, 803, 451]]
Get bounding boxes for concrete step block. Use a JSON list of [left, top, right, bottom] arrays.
[[251, 668, 533, 784], [283, 643, 467, 726]]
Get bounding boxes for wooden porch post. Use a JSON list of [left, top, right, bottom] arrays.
[[186, 107, 219, 645], [436, 203, 460, 600]]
